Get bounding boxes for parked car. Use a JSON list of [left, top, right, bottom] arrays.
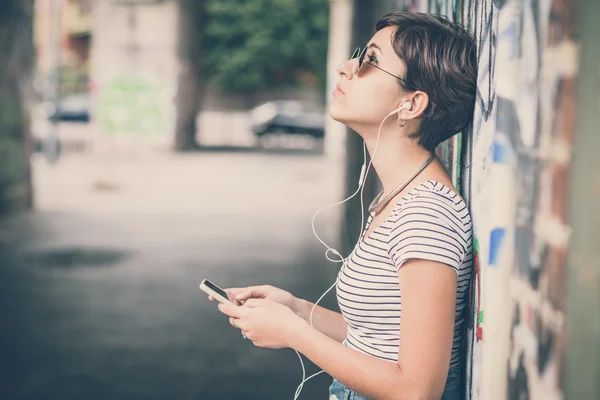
[[48, 93, 90, 122], [249, 100, 326, 138]]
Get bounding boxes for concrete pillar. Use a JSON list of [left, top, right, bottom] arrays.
[[338, 0, 383, 255], [324, 0, 354, 160]]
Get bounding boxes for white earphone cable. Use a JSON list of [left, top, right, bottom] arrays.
[[293, 108, 400, 399]]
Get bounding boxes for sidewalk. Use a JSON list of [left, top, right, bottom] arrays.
[[0, 150, 345, 399]]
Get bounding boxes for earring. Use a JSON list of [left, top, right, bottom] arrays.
[[398, 118, 406, 128]]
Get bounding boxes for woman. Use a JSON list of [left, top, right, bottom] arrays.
[[213, 12, 476, 400]]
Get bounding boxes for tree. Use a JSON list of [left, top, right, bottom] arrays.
[[173, 0, 206, 151], [173, 0, 330, 151], [0, 0, 34, 214], [202, 0, 329, 94]]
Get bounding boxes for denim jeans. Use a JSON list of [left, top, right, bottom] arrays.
[[328, 367, 461, 400]]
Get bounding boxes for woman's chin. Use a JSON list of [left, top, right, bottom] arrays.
[[328, 103, 348, 124]]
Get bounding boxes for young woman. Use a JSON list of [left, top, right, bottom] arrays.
[[213, 12, 476, 400]]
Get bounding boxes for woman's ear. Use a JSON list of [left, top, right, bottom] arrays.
[[397, 91, 429, 121]]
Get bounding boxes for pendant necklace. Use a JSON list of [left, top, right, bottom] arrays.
[[368, 152, 435, 216]]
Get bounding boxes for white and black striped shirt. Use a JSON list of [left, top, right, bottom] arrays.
[[336, 180, 473, 369]]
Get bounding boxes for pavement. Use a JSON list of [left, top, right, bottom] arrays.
[[0, 148, 346, 399]]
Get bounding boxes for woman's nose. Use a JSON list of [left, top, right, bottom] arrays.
[[336, 58, 358, 80]]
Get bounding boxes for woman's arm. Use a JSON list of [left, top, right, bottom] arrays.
[[290, 259, 457, 400], [293, 298, 347, 343]]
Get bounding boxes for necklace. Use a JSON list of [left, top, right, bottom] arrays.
[[368, 152, 435, 216]]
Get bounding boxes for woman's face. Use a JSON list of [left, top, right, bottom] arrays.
[[329, 26, 408, 131]]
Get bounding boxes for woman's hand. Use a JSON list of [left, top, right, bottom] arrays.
[[217, 299, 309, 349], [209, 285, 300, 313]]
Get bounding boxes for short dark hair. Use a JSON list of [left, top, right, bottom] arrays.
[[375, 12, 477, 151]]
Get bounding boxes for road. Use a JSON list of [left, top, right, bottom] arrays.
[[0, 149, 347, 400]]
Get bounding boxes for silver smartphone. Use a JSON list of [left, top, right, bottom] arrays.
[[199, 279, 242, 306]]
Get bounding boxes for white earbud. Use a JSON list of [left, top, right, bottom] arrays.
[[356, 102, 411, 187], [387, 101, 412, 116]]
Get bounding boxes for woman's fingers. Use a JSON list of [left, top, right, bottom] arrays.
[[218, 302, 244, 318], [242, 298, 263, 308], [225, 287, 247, 297], [233, 290, 251, 302], [234, 285, 269, 301], [229, 317, 249, 334]]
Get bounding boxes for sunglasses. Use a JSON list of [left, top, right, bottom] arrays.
[[350, 46, 406, 83]]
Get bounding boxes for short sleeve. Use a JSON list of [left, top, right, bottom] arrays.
[[386, 204, 467, 273]]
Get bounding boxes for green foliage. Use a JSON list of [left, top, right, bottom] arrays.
[[203, 0, 329, 94]]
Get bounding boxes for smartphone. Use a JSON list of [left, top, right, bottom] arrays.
[[199, 279, 241, 306]]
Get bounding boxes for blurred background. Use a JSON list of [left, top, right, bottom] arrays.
[[0, 0, 599, 399]]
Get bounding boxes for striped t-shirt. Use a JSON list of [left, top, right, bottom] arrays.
[[336, 180, 473, 370]]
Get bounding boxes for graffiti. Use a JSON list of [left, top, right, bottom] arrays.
[[457, 2, 498, 400], [468, 0, 497, 133], [96, 74, 168, 135], [471, 236, 482, 340], [508, 304, 530, 399], [462, 0, 576, 398], [395, 1, 498, 398], [367, 1, 577, 399], [500, 0, 576, 397], [496, 0, 543, 285], [507, 278, 566, 400], [428, 0, 463, 22]]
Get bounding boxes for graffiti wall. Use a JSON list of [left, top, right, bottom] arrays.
[[96, 74, 168, 135], [459, 2, 501, 398], [496, 0, 576, 399], [379, 0, 578, 399], [390, 0, 497, 397], [431, 0, 576, 398]]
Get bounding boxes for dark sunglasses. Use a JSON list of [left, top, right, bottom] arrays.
[[351, 46, 406, 83]]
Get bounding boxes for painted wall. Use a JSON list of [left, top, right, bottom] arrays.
[[89, 0, 178, 137], [353, 0, 579, 398], [421, 0, 576, 399], [493, 1, 576, 399]]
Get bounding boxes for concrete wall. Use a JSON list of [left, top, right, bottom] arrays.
[[89, 0, 179, 138], [345, 1, 580, 399]]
